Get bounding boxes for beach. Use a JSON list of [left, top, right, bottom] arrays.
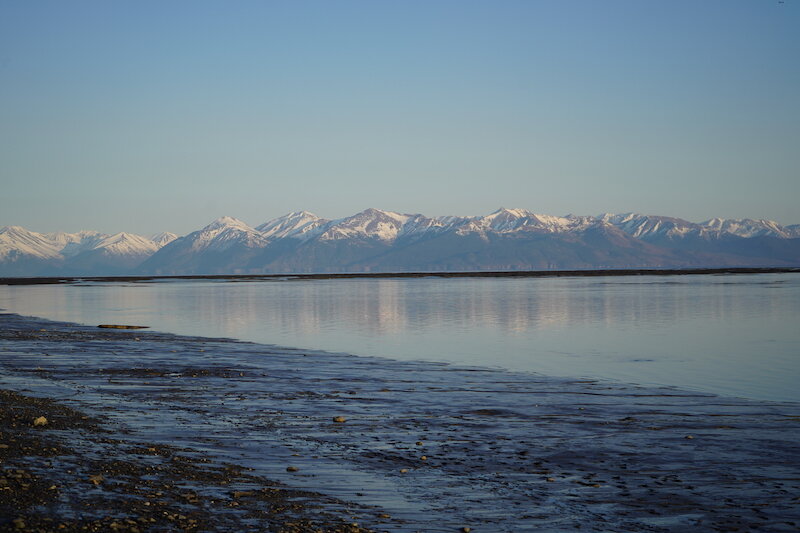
[[1, 312, 799, 532]]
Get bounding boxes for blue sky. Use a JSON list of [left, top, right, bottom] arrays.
[[1, 0, 798, 235]]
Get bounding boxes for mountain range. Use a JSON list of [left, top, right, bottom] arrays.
[[2, 208, 799, 276]]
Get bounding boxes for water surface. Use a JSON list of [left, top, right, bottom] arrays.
[[1, 273, 798, 402]]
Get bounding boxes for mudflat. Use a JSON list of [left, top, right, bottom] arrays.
[[0, 313, 798, 532]]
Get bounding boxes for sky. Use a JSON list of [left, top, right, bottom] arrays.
[[1, 0, 798, 236]]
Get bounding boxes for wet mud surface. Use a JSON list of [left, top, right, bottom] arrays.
[[1, 312, 799, 532]]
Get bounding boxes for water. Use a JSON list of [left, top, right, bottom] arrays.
[[1, 273, 798, 402]]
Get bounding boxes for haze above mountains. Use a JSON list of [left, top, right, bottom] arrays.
[[1, 208, 799, 277]]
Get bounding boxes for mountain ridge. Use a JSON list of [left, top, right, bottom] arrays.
[[2, 208, 799, 276]]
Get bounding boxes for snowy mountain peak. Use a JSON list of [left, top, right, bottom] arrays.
[[92, 232, 158, 256], [203, 216, 253, 232], [151, 232, 179, 248], [1, 225, 28, 234], [356, 208, 412, 224], [256, 211, 327, 240], [701, 217, 789, 238], [472, 208, 577, 234], [598, 213, 699, 239], [597, 213, 639, 225], [319, 208, 414, 241], [488, 207, 533, 219], [183, 216, 267, 253], [0, 226, 62, 260], [0, 226, 160, 264]]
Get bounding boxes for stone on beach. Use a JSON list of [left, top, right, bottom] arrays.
[[32, 416, 48, 427], [332, 416, 347, 423]]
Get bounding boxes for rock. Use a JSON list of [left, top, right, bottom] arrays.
[[88, 474, 104, 485], [420, 456, 428, 461], [33, 416, 48, 427], [333, 416, 347, 423], [461, 527, 472, 532], [400, 468, 409, 474], [685, 435, 695, 439], [286, 466, 299, 472], [12, 518, 25, 529]]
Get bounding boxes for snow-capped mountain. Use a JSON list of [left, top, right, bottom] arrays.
[[44, 230, 107, 257], [2, 209, 799, 276], [0, 226, 174, 276], [184, 216, 268, 252], [318, 208, 423, 242], [701, 218, 796, 239], [596, 213, 700, 239], [137, 217, 269, 275], [89, 233, 159, 256], [462, 208, 596, 235], [0, 226, 63, 261], [151, 232, 179, 247], [256, 211, 328, 241], [139, 208, 799, 275]]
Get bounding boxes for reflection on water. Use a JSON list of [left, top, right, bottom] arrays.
[[1, 274, 798, 402]]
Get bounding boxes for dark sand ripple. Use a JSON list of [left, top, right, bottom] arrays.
[[1, 313, 799, 532]]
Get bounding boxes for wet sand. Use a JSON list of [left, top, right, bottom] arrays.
[[1, 313, 798, 532]]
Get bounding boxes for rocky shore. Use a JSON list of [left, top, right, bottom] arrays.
[[1, 313, 799, 532], [0, 387, 376, 533]]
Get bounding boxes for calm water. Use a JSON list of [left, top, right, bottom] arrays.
[[1, 273, 798, 402]]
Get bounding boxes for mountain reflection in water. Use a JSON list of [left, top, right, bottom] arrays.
[[1, 274, 798, 402]]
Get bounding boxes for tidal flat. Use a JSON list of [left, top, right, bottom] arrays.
[[0, 313, 798, 532]]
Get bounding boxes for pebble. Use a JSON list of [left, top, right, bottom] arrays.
[[333, 416, 347, 423], [33, 416, 48, 427], [286, 466, 299, 472]]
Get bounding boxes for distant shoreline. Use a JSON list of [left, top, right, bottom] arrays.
[[2, 266, 799, 285]]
